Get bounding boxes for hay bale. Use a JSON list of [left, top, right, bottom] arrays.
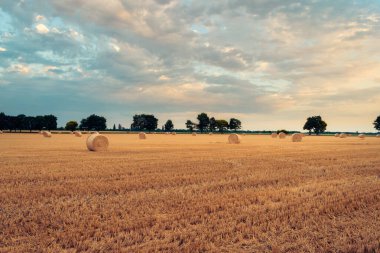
[[42, 131, 52, 138], [0, 130, 3, 134], [74, 131, 82, 137], [376, 134, 380, 138], [165, 132, 170, 135], [291, 133, 302, 142], [139, 132, 147, 139], [209, 132, 213, 135], [358, 134, 365, 139], [192, 132, 197, 136], [171, 132, 176, 135], [278, 132, 286, 139], [335, 133, 340, 137], [228, 134, 241, 144], [339, 133, 347, 138], [86, 134, 109, 151], [271, 133, 277, 138]]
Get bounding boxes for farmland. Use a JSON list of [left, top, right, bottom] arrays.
[[1, 133, 380, 252]]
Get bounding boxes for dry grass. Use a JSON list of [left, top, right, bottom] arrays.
[[0, 134, 380, 252]]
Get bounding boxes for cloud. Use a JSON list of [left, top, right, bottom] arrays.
[[35, 23, 49, 34], [0, 0, 379, 131]]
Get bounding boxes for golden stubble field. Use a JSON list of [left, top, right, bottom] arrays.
[[0, 133, 380, 253]]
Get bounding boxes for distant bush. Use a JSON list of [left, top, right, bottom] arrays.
[[276, 129, 289, 135]]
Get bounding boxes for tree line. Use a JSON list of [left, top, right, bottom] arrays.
[[1, 111, 380, 133], [0, 112, 57, 132], [185, 113, 241, 133]]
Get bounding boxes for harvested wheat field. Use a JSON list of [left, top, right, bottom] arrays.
[[1, 133, 380, 253]]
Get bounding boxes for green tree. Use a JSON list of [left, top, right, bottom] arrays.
[[80, 114, 107, 130], [185, 120, 195, 132], [215, 119, 229, 133], [374, 115, 380, 131], [164, 119, 174, 131], [303, 116, 327, 135], [44, 115, 58, 130], [197, 113, 210, 132], [229, 118, 241, 131], [209, 117, 216, 132], [65, 121, 78, 131], [113, 124, 116, 131], [131, 114, 158, 131], [0, 112, 8, 130]]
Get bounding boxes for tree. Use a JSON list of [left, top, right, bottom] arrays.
[[44, 115, 58, 130], [197, 113, 210, 132], [14, 114, 26, 132], [229, 118, 241, 131], [209, 117, 217, 132], [374, 115, 380, 131], [185, 120, 196, 132], [80, 114, 107, 130], [131, 114, 158, 131], [0, 112, 8, 130], [215, 119, 229, 133], [164, 119, 174, 131], [303, 115, 327, 135], [65, 121, 78, 131], [113, 124, 116, 131]]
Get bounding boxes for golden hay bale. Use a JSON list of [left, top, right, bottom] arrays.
[[139, 132, 147, 139], [291, 133, 302, 142], [165, 132, 170, 135], [376, 134, 380, 138], [192, 132, 197, 136], [228, 134, 241, 144], [0, 130, 3, 134], [335, 133, 340, 137], [271, 133, 277, 138], [171, 132, 176, 135], [86, 134, 109, 151], [358, 134, 365, 139], [74, 131, 82, 137], [42, 131, 52, 138], [278, 132, 286, 139], [339, 133, 347, 138], [209, 132, 213, 135]]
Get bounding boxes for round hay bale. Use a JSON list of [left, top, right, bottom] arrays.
[[228, 134, 241, 144], [171, 132, 176, 135], [139, 132, 147, 139], [335, 133, 340, 137], [42, 131, 52, 138], [209, 132, 213, 135], [278, 132, 286, 139], [271, 133, 277, 138], [376, 134, 380, 138], [74, 131, 82, 137], [358, 134, 365, 139], [165, 132, 170, 135], [0, 130, 3, 134], [339, 133, 347, 138], [86, 134, 109, 151], [192, 132, 197, 136], [291, 133, 302, 142]]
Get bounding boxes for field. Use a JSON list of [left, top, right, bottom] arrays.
[[1, 133, 380, 252]]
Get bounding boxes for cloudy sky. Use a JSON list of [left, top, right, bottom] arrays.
[[0, 0, 379, 132]]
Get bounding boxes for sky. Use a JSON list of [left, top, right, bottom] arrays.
[[0, 0, 379, 132]]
